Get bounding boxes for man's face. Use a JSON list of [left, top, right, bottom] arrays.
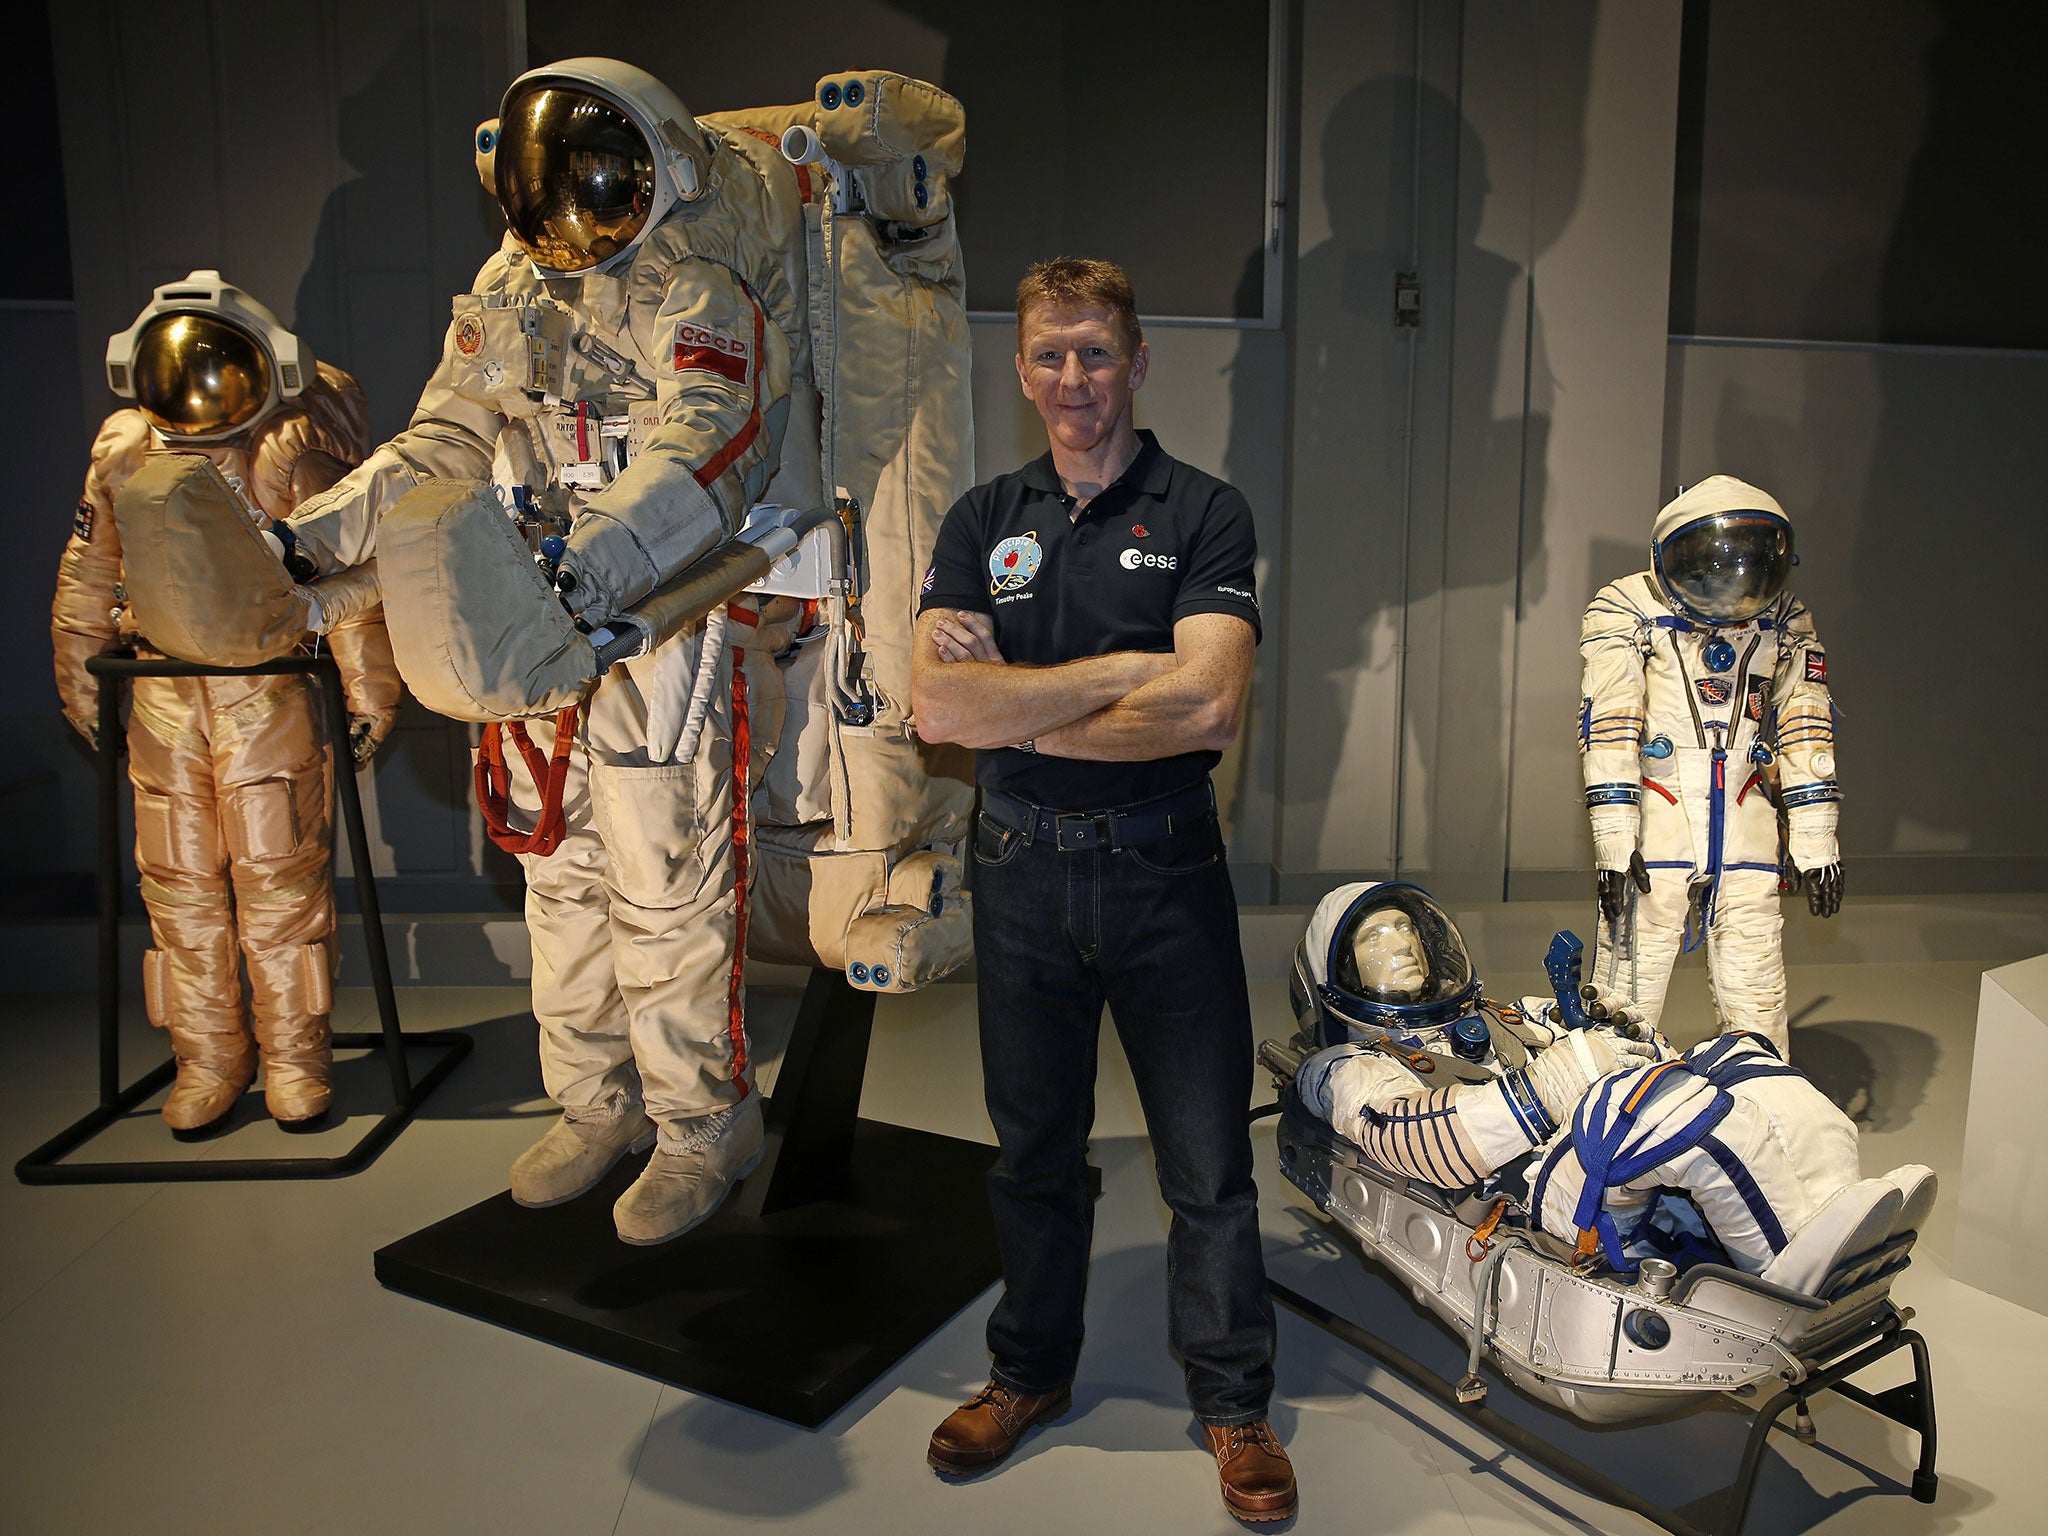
[[1014, 304, 1149, 457]]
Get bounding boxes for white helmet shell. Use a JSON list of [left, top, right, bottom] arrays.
[[1651, 475, 1796, 626]]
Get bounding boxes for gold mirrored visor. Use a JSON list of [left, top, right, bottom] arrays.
[[496, 83, 655, 272], [131, 312, 273, 437]]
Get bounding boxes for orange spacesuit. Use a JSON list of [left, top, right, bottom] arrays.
[[51, 273, 400, 1136]]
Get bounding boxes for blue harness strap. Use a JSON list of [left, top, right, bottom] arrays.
[[1567, 1061, 1733, 1271]]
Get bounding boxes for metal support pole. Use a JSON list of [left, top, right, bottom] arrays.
[[96, 663, 123, 1107]]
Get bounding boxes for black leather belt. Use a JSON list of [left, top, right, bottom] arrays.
[[981, 780, 1215, 852]]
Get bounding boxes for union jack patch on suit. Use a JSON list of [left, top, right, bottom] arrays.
[[921, 564, 936, 594], [1696, 676, 1732, 706], [1805, 651, 1827, 683]]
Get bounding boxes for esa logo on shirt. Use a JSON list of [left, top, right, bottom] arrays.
[[989, 532, 1043, 595], [1119, 547, 1177, 571]]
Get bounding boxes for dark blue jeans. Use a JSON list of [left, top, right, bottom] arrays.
[[972, 788, 1275, 1425]]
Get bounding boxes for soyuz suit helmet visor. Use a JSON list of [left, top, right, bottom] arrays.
[[129, 312, 273, 439], [496, 80, 656, 273], [1654, 510, 1793, 625], [1292, 882, 1482, 1046]]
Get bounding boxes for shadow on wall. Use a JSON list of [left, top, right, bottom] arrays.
[[293, 27, 501, 446], [1231, 45, 1587, 886]]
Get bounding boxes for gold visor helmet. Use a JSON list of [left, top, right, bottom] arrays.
[[129, 312, 273, 439], [497, 83, 656, 273], [479, 58, 710, 277], [105, 271, 311, 444]]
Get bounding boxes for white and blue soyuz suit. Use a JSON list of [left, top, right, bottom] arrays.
[[1288, 882, 1905, 1284], [1579, 477, 1842, 1056]]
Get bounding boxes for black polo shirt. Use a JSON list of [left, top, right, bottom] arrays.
[[918, 429, 1261, 810]]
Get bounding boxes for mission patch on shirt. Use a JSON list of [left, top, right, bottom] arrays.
[[918, 429, 1260, 809]]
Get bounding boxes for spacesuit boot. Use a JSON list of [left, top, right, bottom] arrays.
[[248, 946, 336, 1128], [612, 1090, 765, 1245], [150, 950, 257, 1138], [510, 1108, 659, 1207]]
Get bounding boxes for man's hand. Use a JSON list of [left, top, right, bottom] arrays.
[[931, 610, 1004, 664], [1032, 612, 1253, 761], [911, 607, 1166, 749], [1597, 851, 1651, 922]]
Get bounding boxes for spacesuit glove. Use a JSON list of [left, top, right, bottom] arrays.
[[347, 711, 394, 766], [1803, 862, 1844, 919], [1522, 1028, 1637, 1123], [1596, 851, 1652, 923]]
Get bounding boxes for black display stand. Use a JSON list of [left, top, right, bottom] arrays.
[[1271, 1280, 1937, 1536], [14, 651, 470, 1185], [373, 968, 1004, 1427]]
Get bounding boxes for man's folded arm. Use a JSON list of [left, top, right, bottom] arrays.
[[911, 607, 1168, 749], [1033, 612, 1254, 761]]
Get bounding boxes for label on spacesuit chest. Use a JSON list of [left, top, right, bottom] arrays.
[[1696, 676, 1732, 706], [672, 322, 751, 384]]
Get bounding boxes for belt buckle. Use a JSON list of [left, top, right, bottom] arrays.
[[1054, 812, 1112, 852]]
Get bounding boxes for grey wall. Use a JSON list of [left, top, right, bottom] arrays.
[[22, 0, 2035, 917]]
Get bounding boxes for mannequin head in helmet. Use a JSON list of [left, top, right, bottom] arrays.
[[1299, 882, 1482, 1041], [484, 58, 710, 276], [1350, 910, 1430, 1004], [1651, 475, 1795, 626]]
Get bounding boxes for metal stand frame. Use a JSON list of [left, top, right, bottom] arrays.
[[1271, 1280, 1938, 1536], [15, 651, 470, 1185]]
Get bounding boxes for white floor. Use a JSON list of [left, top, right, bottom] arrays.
[[3, 897, 2045, 1535]]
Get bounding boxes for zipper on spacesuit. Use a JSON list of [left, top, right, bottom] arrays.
[[1684, 747, 1728, 953]]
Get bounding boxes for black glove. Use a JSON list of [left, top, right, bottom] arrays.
[[1597, 851, 1651, 922], [1805, 862, 1844, 919]]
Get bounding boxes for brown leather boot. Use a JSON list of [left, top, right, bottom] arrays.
[[927, 1381, 1071, 1475], [1204, 1419, 1297, 1524]]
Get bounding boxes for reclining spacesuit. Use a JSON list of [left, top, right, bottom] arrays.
[[1271, 882, 1934, 1423], [52, 272, 398, 1134], [1287, 880, 1915, 1278], [1579, 476, 1844, 1056], [109, 60, 977, 1245]]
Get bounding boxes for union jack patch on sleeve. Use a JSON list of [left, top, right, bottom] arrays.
[[921, 565, 937, 594], [1805, 651, 1827, 683]]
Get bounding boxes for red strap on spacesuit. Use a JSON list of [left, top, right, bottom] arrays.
[[726, 649, 752, 1098], [473, 704, 582, 857], [692, 300, 766, 489], [1736, 770, 1764, 806], [1642, 777, 1679, 806]]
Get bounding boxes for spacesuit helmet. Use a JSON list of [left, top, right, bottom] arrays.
[[486, 58, 711, 276], [1651, 475, 1794, 627], [103, 271, 313, 444], [1291, 881, 1483, 1046]]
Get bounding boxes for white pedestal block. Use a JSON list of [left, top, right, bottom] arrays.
[[1956, 952, 2048, 1314]]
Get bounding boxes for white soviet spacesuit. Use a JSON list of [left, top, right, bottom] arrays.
[[1288, 883, 1913, 1284], [1578, 476, 1843, 1057], [53, 273, 399, 1135], [285, 58, 819, 1244]]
